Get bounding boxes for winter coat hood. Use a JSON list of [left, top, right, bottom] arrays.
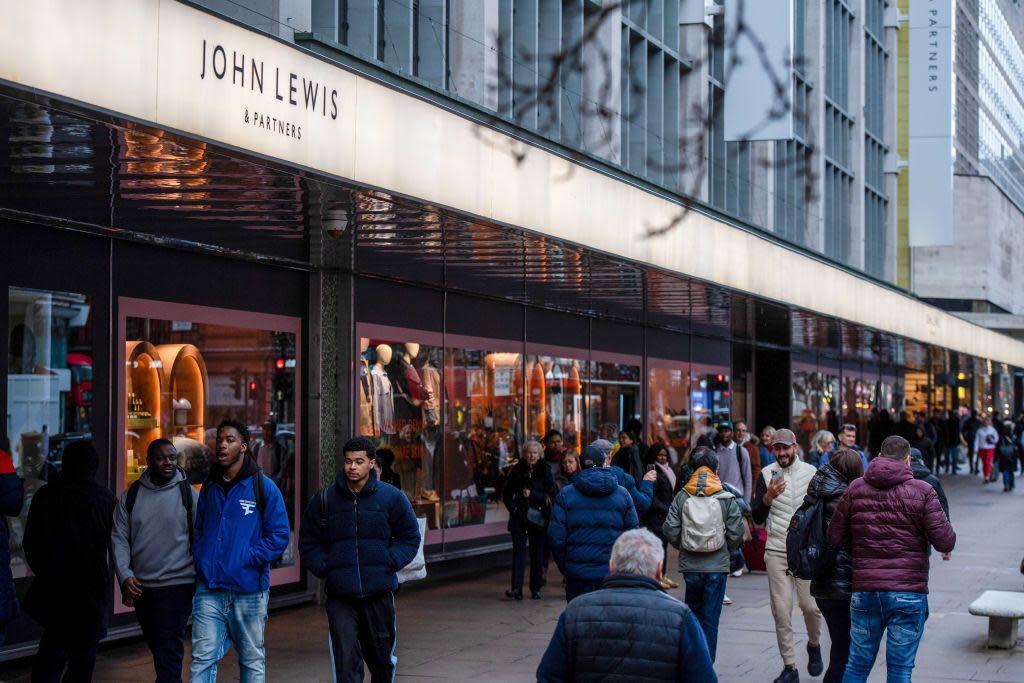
[[806, 462, 848, 499], [683, 466, 724, 496], [139, 466, 188, 491], [863, 455, 912, 490], [208, 454, 260, 490], [573, 467, 619, 498]]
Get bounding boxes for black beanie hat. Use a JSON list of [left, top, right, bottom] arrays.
[[342, 436, 377, 461]]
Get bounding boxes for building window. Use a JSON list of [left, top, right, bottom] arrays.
[[119, 299, 301, 583], [864, 0, 889, 278], [7, 287, 94, 579], [824, 0, 854, 264]]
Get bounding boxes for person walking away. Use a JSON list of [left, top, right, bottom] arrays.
[[945, 410, 962, 474], [590, 438, 655, 515], [735, 421, 763, 483], [0, 437, 24, 646], [612, 429, 644, 487], [298, 437, 420, 682], [909, 448, 950, 520], [554, 453, 579, 491], [836, 424, 869, 469], [714, 422, 751, 502], [537, 529, 717, 683], [502, 439, 557, 600], [111, 439, 198, 683], [23, 441, 115, 682], [373, 447, 402, 488], [257, 420, 282, 481], [191, 420, 290, 683], [801, 449, 863, 683], [547, 445, 638, 601], [662, 447, 745, 661], [962, 410, 981, 475], [910, 426, 937, 476], [827, 435, 956, 682], [642, 443, 678, 589], [750, 428, 823, 683], [997, 423, 1017, 492], [806, 431, 835, 469], [974, 415, 998, 483]]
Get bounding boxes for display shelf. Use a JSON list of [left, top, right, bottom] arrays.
[[156, 344, 207, 443], [125, 341, 165, 487]]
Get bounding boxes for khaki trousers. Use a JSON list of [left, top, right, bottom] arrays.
[[765, 550, 822, 667]]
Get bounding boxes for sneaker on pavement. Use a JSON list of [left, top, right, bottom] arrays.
[[722, 594, 733, 605], [807, 643, 823, 677], [773, 666, 799, 683], [731, 568, 743, 577]]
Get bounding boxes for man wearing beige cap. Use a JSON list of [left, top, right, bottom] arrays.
[[751, 428, 823, 683]]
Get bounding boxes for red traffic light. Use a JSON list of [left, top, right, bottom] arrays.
[[716, 374, 724, 382], [249, 381, 257, 391], [275, 358, 286, 370]]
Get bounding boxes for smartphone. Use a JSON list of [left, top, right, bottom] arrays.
[[770, 469, 783, 485], [646, 464, 657, 472]]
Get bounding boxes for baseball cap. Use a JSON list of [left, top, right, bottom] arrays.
[[579, 445, 605, 469], [772, 428, 797, 446], [717, 420, 734, 431]]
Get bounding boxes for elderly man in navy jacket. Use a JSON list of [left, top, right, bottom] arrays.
[[538, 529, 717, 682], [299, 436, 420, 683]]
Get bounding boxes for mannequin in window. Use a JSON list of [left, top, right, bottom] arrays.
[[371, 344, 395, 437], [358, 338, 375, 436], [416, 351, 442, 502]]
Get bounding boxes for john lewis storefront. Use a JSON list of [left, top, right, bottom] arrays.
[[1, 0, 1022, 658]]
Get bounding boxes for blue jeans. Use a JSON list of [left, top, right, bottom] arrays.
[[843, 591, 928, 683], [683, 572, 727, 661], [190, 582, 270, 683], [1003, 468, 1015, 489], [946, 445, 960, 473]]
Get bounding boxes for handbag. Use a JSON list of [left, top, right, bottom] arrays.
[[397, 517, 428, 584], [526, 506, 547, 529]]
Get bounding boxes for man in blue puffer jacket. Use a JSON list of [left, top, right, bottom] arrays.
[[299, 436, 420, 682], [590, 438, 655, 515], [547, 444, 638, 601], [191, 420, 290, 683]]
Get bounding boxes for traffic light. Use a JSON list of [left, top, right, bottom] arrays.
[[248, 379, 259, 400]]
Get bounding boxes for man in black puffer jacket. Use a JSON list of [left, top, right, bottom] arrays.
[[537, 528, 717, 682], [299, 437, 420, 682]]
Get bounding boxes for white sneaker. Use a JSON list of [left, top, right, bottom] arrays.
[[731, 569, 743, 577], [723, 594, 733, 605]]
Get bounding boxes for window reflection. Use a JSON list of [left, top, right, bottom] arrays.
[[648, 360, 691, 460], [7, 287, 93, 578], [586, 359, 641, 446], [524, 354, 584, 451]]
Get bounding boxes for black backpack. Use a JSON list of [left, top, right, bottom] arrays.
[[785, 496, 834, 580], [126, 477, 195, 549]]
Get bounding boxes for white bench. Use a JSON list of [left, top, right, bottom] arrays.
[[969, 591, 1024, 649]]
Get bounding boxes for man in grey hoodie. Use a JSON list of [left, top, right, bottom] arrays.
[[111, 439, 199, 683]]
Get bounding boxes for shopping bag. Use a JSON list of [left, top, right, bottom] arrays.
[[397, 517, 428, 584], [742, 526, 768, 572]]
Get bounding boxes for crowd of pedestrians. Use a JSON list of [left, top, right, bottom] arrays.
[[526, 412, 972, 682], [2, 401, 1011, 681]]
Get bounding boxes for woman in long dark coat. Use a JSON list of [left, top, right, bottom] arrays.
[[502, 439, 557, 600]]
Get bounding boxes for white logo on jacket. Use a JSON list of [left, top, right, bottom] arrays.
[[239, 500, 256, 515]]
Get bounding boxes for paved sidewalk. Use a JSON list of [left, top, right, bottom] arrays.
[[0, 474, 1021, 682]]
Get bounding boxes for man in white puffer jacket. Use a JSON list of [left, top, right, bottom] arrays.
[[750, 428, 823, 683]]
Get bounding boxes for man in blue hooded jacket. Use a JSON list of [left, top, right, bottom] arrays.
[[190, 419, 290, 683], [547, 444, 638, 601], [589, 438, 655, 515], [299, 436, 420, 682]]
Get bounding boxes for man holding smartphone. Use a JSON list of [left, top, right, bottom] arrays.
[[751, 429, 823, 683]]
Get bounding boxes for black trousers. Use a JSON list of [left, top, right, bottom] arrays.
[[816, 597, 852, 683], [326, 592, 397, 683], [134, 583, 195, 683], [510, 528, 545, 594], [31, 631, 98, 683]]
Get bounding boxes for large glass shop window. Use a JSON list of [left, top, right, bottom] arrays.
[[119, 299, 301, 584], [7, 287, 94, 578], [523, 352, 585, 451], [648, 358, 691, 461], [586, 353, 642, 446]]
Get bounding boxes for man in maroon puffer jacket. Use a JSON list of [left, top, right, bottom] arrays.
[[827, 435, 955, 683]]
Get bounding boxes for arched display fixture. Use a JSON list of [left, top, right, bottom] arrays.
[[155, 344, 208, 444], [125, 341, 165, 485]]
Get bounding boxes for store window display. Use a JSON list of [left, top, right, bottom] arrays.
[[357, 334, 444, 522], [586, 358, 641, 446], [120, 300, 300, 577], [6, 287, 93, 578], [524, 354, 585, 450], [648, 360, 691, 462]]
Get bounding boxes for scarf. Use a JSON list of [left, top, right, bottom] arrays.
[[655, 461, 676, 490]]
